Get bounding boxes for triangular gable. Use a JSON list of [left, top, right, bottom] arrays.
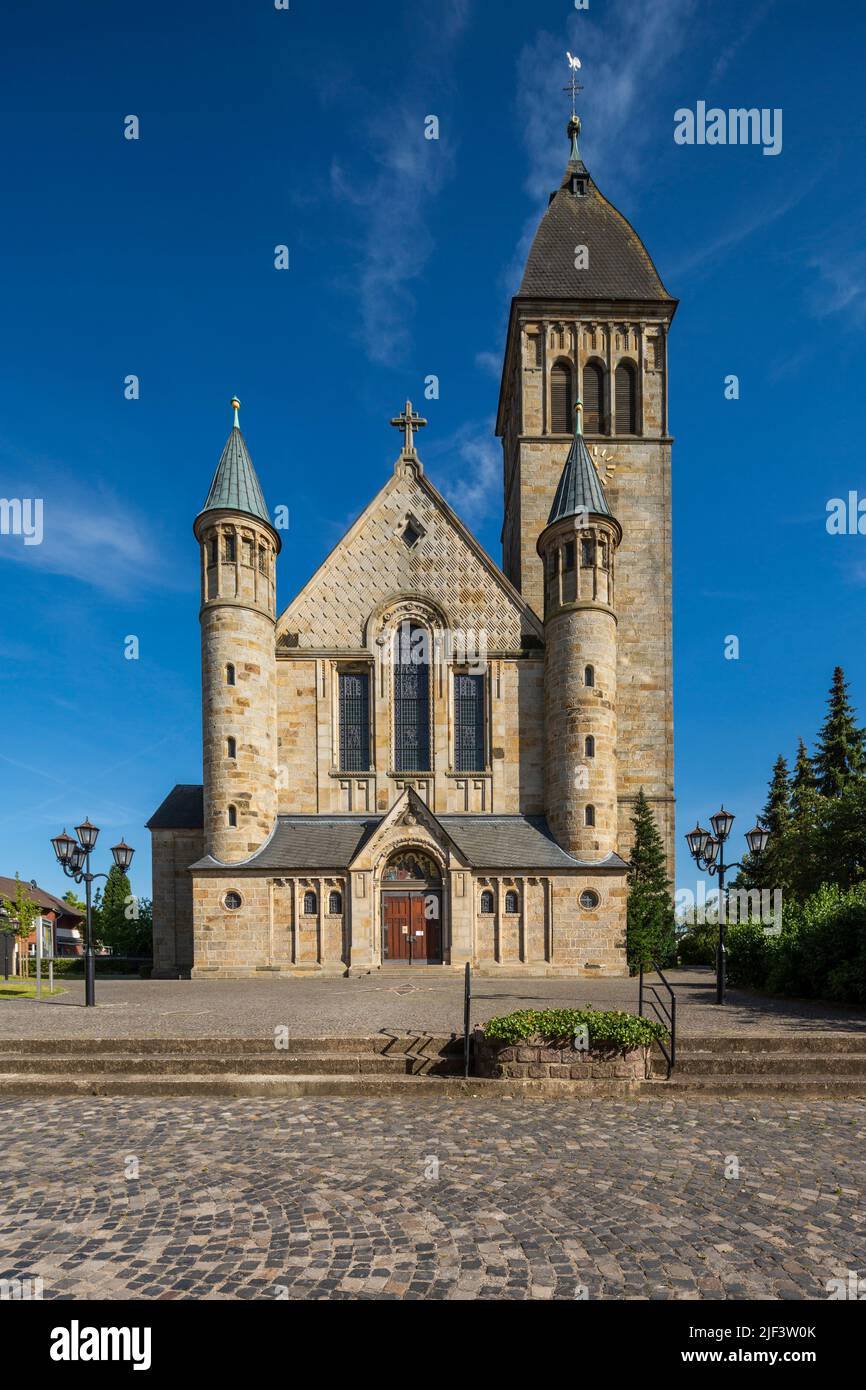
[[276, 457, 543, 652], [347, 788, 469, 873]]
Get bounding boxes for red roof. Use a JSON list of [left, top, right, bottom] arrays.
[[0, 877, 84, 920]]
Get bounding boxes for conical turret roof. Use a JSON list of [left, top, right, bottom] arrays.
[[547, 411, 613, 525], [198, 398, 270, 526]]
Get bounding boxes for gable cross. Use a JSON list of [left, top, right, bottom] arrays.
[[390, 400, 427, 453]]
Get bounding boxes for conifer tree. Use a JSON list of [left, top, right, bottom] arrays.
[[95, 867, 132, 954], [743, 754, 792, 894], [788, 739, 821, 901], [814, 666, 866, 796], [626, 788, 675, 972]]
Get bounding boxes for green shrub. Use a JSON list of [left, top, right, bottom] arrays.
[[481, 1007, 668, 1050], [682, 885, 866, 1007], [676, 922, 718, 967], [20, 956, 151, 978], [725, 920, 777, 989], [766, 885, 866, 1005]]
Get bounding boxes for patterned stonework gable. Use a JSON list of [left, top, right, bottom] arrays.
[[276, 468, 541, 654]]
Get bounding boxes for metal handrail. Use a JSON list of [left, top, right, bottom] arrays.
[[638, 959, 677, 1078]]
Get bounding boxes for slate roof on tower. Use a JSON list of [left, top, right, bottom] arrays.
[[519, 160, 674, 303], [197, 399, 270, 526]]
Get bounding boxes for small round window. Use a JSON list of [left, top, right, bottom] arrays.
[[224, 891, 242, 911], [579, 889, 599, 910]]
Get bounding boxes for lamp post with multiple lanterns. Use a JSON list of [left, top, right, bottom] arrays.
[[50, 821, 134, 1007], [685, 807, 770, 1005]]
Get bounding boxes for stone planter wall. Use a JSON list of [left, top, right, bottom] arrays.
[[474, 1032, 650, 1081]]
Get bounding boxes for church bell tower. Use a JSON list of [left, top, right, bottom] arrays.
[[497, 100, 677, 874]]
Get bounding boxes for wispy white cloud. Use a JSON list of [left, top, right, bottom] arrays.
[[711, 0, 777, 83], [328, 0, 471, 366], [668, 178, 813, 280], [474, 350, 501, 378], [426, 419, 499, 531], [517, 0, 698, 205], [505, 0, 697, 296], [804, 242, 866, 327], [0, 444, 185, 598]]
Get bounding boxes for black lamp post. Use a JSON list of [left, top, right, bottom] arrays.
[[685, 807, 770, 1004], [50, 821, 135, 1007]]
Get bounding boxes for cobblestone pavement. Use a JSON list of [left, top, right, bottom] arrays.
[[1, 1097, 864, 1300], [2, 970, 864, 1039]]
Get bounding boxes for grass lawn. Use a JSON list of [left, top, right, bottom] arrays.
[[0, 979, 65, 998]]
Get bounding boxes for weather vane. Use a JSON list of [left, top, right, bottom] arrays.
[[564, 52, 583, 121]]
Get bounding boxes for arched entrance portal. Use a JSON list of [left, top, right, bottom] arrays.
[[381, 849, 443, 965]]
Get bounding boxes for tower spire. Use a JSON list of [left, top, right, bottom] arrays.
[[564, 52, 583, 164]]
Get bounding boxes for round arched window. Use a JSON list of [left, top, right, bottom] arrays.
[[224, 891, 242, 911], [580, 889, 599, 910]]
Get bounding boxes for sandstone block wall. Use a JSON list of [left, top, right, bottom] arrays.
[[501, 312, 675, 877], [151, 828, 203, 976]]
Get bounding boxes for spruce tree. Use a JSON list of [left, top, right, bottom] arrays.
[[788, 738, 821, 900], [95, 867, 131, 954], [814, 667, 866, 796], [744, 754, 792, 894], [626, 788, 675, 972]]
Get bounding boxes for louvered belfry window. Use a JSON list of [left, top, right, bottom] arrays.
[[550, 362, 573, 434], [583, 362, 604, 432], [615, 361, 637, 434], [394, 626, 430, 772], [339, 672, 370, 772], [454, 673, 485, 772]]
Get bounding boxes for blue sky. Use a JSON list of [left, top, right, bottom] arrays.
[[1, 0, 864, 901]]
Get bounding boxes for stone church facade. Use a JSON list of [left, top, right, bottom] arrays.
[[147, 118, 676, 978]]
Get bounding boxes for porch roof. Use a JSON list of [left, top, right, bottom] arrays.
[[189, 813, 627, 873]]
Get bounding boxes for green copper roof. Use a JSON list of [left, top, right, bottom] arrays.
[[199, 415, 270, 525], [548, 413, 613, 525]]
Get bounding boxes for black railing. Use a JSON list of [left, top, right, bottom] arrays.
[[463, 962, 472, 1078], [638, 960, 677, 1078]]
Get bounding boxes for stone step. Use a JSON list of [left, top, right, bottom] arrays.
[[660, 1054, 866, 1077], [0, 1073, 637, 1099], [0, 1034, 462, 1058], [1, 1066, 860, 1098], [0, 1053, 464, 1077], [672, 1034, 866, 1055], [652, 1074, 866, 1096]]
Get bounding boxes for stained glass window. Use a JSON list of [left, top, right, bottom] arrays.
[[394, 625, 430, 772], [339, 672, 370, 772], [454, 673, 485, 772]]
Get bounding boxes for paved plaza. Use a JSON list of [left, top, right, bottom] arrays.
[[1, 1095, 863, 1300], [2, 968, 865, 1040]]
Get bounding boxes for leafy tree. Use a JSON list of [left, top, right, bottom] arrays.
[[626, 788, 676, 971], [0, 874, 41, 977], [61, 889, 86, 916], [814, 666, 865, 797]]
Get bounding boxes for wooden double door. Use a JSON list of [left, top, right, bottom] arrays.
[[382, 891, 442, 965]]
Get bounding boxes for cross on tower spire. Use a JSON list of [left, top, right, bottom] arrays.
[[390, 400, 427, 454]]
